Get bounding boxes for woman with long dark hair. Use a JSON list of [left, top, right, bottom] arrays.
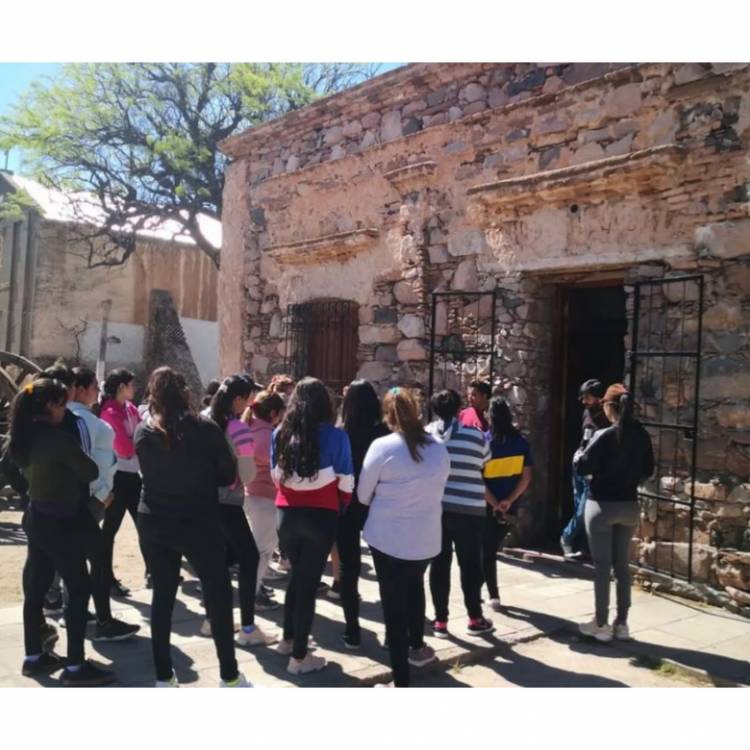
[[204, 375, 275, 647], [338, 379, 390, 649], [358, 387, 450, 687], [99, 368, 146, 595], [481, 397, 533, 611], [574, 383, 654, 643], [10, 378, 115, 686], [135, 367, 249, 686], [271, 377, 354, 675]]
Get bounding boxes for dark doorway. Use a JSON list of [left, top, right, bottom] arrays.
[[554, 284, 627, 540]]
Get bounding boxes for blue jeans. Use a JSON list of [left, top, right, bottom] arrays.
[[562, 471, 590, 553]]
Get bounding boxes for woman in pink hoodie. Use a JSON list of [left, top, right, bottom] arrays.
[[99, 369, 147, 596]]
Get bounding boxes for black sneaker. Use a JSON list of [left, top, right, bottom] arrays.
[[466, 617, 495, 636], [43, 594, 64, 617], [41, 622, 59, 651], [61, 661, 116, 687], [431, 620, 449, 639], [341, 633, 361, 650], [260, 584, 276, 598], [22, 652, 66, 677], [110, 579, 131, 598], [91, 618, 140, 642], [60, 611, 97, 628], [255, 592, 279, 611]]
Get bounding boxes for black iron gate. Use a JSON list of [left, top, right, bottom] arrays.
[[283, 299, 359, 394], [428, 290, 499, 398], [628, 275, 704, 582]]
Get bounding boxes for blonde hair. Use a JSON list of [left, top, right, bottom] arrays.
[[382, 387, 429, 462]]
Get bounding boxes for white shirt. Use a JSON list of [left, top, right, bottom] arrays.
[[358, 432, 450, 561], [67, 401, 117, 502]]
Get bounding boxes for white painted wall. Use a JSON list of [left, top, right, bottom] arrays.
[[76, 317, 217, 387], [80, 321, 145, 368], [181, 317, 219, 385]]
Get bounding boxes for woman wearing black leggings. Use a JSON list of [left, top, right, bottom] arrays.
[[10, 378, 115, 686], [135, 367, 249, 687], [203, 375, 275, 647], [338, 379, 389, 649], [271, 377, 354, 676]]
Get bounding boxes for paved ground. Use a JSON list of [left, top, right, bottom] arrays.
[[0, 499, 748, 688]]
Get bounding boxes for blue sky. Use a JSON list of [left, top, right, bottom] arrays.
[[0, 63, 61, 171], [0, 62, 403, 174]]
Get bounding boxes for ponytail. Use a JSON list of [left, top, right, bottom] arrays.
[[7, 379, 68, 466], [382, 386, 429, 463], [489, 396, 520, 443], [209, 375, 253, 431], [147, 367, 193, 446], [603, 383, 634, 445]]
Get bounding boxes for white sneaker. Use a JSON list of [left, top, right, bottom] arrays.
[[488, 598, 502, 612], [374, 681, 395, 688], [276, 636, 317, 656], [155, 671, 179, 687], [236, 624, 278, 647], [578, 618, 613, 642], [286, 653, 327, 675], [219, 671, 253, 688], [613, 623, 632, 641], [263, 566, 286, 581]]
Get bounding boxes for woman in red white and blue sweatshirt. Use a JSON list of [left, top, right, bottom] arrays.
[[271, 377, 354, 676]]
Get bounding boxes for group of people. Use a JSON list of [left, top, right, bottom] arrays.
[[5, 359, 653, 687]]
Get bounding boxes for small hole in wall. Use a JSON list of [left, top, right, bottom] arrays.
[[570, 204, 579, 214]]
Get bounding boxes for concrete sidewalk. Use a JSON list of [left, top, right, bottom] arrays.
[[0, 547, 747, 687]]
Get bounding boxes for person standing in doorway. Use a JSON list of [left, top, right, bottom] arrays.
[[575, 383, 654, 642], [427, 389, 494, 639], [459, 380, 491, 433], [135, 367, 250, 687], [560, 379, 609, 560], [271, 377, 354, 676], [481, 397, 533, 611], [358, 387, 450, 687], [99, 369, 147, 594], [337, 379, 390, 649]]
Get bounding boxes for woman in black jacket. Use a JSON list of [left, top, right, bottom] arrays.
[[135, 367, 249, 687], [9, 378, 114, 686], [338, 379, 390, 649], [574, 383, 655, 643]]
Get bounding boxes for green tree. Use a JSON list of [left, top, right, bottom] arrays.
[[0, 63, 383, 268]]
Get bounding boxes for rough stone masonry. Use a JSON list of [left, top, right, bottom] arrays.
[[218, 63, 750, 613]]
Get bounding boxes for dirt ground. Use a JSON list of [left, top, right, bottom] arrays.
[[0, 494, 152, 606]]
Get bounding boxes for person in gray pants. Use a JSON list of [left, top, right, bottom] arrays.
[[574, 383, 654, 643]]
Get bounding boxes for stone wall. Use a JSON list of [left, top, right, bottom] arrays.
[[220, 62, 750, 611]]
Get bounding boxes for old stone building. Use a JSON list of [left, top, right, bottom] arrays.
[[219, 62, 750, 612], [0, 173, 221, 392]]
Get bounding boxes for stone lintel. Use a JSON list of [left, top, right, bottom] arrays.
[[382, 160, 438, 191], [266, 228, 379, 266], [467, 144, 687, 212]]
